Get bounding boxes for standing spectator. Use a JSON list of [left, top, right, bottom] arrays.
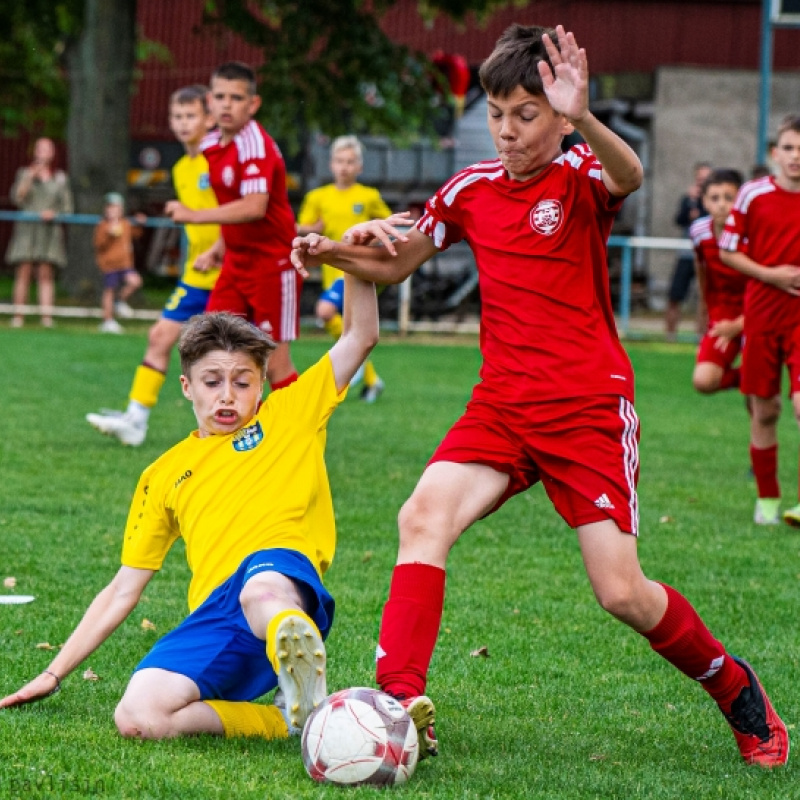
[[93, 193, 145, 334], [6, 137, 74, 328], [664, 161, 712, 341]]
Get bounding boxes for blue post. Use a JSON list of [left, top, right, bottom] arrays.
[[757, 0, 774, 164]]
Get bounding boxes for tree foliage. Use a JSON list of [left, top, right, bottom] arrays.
[[0, 0, 510, 144]]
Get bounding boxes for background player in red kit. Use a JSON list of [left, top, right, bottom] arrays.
[[166, 62, 299, 390], [292, 24, 788, 768], [690, 169, 747, 395], [720, 115, 800, 527]]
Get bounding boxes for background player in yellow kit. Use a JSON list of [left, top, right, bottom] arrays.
[[86, 85, 221, 446], [297, 135, 392, 402], [0, 267, 380, 741]]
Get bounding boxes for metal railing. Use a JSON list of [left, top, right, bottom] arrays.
[[0, 210, 693, 336]]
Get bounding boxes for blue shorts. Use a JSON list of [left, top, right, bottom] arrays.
[[162, 281, 212, 323], [318, 278, 344, 315], [103, 269, 137, 290], [133, 549, 335, 701]]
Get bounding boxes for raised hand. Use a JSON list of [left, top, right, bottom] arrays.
[[538, 25, 589, 124], [342, 212, 412, 251]]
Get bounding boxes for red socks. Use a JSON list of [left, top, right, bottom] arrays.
[[376, 563, 446, 699], [750, 444, 780, 499], [270, 372, 298, 392], [643, 583, 747, 711]]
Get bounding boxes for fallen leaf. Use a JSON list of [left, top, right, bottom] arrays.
[[361, 551, 373, 563], [35, 642, 57, 651], [470, 645, 490, 658], [512, 608, 520, 615], [141, 618, 156, 631], [3, 576, 17, 588], [659, 515, 673, 524], [589, 753, 607, 761], [83, 668, 101, 682]]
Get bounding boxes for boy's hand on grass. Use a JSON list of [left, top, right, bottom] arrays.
[[0, 672, 60, 709]]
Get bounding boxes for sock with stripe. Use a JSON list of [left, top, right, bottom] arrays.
[[376, 563, 446, 700]]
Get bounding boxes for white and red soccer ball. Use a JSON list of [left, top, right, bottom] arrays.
[[301, 687, 419, 786]]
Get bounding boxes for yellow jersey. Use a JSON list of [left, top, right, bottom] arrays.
[[172, 153, 221, 291], [297, 183, 392, 288], [121, 356, 345, 611]]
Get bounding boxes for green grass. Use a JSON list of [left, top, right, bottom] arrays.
[[0, 324, 798, 799]]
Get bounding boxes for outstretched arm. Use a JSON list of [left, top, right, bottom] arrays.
[[540, 25, 642, 197], [0, 566, 153, 709], [165, 193, 267, 225], [291, 225, 436, 285], [328, 274, 380, 392]]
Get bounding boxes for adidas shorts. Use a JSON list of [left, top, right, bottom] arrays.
[[429, 394, 640, 535]]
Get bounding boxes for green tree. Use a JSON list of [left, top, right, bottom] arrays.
[[1, 0, 509, 298]]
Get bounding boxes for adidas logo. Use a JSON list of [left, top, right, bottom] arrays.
[[594, 493, 615, 510], [245, 163, 261, 176]]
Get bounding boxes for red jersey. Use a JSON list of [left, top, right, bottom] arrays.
[[201, 121, 295, 272], [689, 216, 747, 322], [417, 144, 633, 404], [719, 176, 800, 330]]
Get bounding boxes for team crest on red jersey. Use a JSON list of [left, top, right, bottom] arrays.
[[529, 200, 564, 235], [222, 165, 235, 187]]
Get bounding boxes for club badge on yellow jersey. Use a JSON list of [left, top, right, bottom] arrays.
[[232, 421, 264, 452]]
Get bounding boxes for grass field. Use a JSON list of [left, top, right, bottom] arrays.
[[0, 322, 798, 799]]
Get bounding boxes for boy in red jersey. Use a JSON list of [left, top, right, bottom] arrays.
[[690, 169, 747, 394], [720, 115, 800, 527], [292, 24, 788, 768], [166, 62, 299, 391]]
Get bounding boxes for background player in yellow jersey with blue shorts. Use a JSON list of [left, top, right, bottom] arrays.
[[87, 85, 221, 446], [0, 262, 384, 741], [297, 135, 392, 402]]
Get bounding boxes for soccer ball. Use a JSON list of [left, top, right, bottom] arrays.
[[301, 687, 419, 786]]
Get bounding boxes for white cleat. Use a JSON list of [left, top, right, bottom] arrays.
[[114, 301, 135, 319], [99, 319, 124, 334], [86, 410, 147, 446], [274, 614, 327, 734]]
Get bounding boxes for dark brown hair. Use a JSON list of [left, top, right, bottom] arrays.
[[178, 312, 275, 377], [478, 24, 557, 99], [211, 61, 257, 95], [701, 168, 744, 195]]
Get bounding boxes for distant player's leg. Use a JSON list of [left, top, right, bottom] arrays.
[[579, 520, 788, 767], [750, 396, 782, 524], [377, 460, 510, 758], [253, 269, 301, 390], [782, 390, 800, 526], [692, 332, 741, 394]]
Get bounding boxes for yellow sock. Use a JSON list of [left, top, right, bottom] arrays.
[[204, 700, 288, 739], [363, 359, 378, 387], [324, 314, 343, 339], [266, 609, 320, 674], [130, 364, 166, 408]]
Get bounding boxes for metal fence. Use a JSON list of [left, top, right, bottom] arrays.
[[0, 211, 693, 336]]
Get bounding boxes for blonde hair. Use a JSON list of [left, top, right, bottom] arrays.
[[330, 135, 363, 163]]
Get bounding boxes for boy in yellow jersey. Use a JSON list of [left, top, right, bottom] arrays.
[[0, 266, 381, 741], [86, 85, 221, 446], [297, 135, 392, 402]]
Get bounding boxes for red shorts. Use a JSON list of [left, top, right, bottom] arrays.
[[696, 331, 742, 370], [740, 324, 800, 398], [207, 264, 301, 342], [429, 394, 640, 535]]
